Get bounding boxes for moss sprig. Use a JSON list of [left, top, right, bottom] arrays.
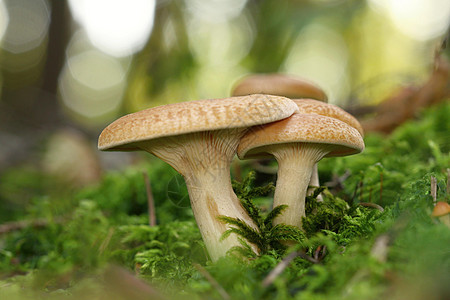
[[219, 172, 306, 256]]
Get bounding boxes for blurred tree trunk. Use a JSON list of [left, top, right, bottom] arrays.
[[0, 0, 70, 171], [42, 0, 70, 98]]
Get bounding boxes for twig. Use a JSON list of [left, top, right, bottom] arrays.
[[446, 168, 449, 195], [298, 250, 320, 264], [314, 245, 327, 261], [0, 217, 65, 235], [143, 172, 156, 226], [351, 179, 362, 203], [262, 250, 319, 287], [431, 175, 437, 205], [325, 170, 352, 188], [193, 263, 230, 300], [359, 181, 364, 202], [379, 172, 383, 205], [262, 251, 299, 287], [98, 227, 115, 255], [359, 202, 384, 212]]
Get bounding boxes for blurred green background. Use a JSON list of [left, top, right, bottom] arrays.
[[0, 0, 449, 221]]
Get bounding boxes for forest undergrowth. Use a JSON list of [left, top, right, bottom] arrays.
[[0, 102, 449, 300]]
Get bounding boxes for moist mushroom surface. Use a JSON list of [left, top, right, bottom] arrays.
[[98, 94, 298, 261]]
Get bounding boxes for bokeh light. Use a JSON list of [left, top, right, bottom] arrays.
[[369, 0, 450, 41], [0, 0, 8, 44], [68, 0, 156, 57], [186, 0, 248, 23], [283, 23, 349, 103], [59, 47, 128, 122], [0, 0, 50, 54], [186, 3, 254, 98]]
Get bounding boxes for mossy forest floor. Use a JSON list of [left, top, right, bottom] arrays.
[[0, 102, 449, 300]]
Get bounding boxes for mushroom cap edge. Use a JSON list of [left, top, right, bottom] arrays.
[[98, 94, 299, 151]]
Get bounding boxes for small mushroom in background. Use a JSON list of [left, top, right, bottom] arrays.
[[98, 95, 298, 261], [232, 73, 328, 101], [431, 201, 450, 228], [237, 114, 364, 229], [231, 73, 364, 200]]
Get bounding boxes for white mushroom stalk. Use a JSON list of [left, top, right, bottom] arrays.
[[238, 114, 364, 229], [140, 130, 251, 259], [98, 95, 298, 261], [270, 143, 335, 227]]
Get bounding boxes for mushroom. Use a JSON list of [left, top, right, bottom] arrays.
[[237, 113, 364, 229], [431, 201, 450, 228], [232, 75, 364, 200], [98, 94, 298, 261], [232, 73, 328, 101], [232, 74, 329, 198], [293, 99, 364, 198]]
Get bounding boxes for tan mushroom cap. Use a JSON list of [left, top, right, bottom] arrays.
[[232, 74, 328, 102], [432, 201, 450, 217], [98, 94, 298, 151], [238, 114, 364, 159], [293, 99, 364, 136]]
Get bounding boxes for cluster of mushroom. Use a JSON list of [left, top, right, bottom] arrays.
[[98, 74, 364, 262]]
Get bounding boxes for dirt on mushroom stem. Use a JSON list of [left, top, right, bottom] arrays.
[[139, 129, 259, 261]]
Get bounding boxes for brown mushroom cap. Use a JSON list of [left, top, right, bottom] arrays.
[[238, 113, 364, 159], [231, 74, 328, 102], [98, 94, 299, 151], [97, 94, 299, 262], [293, 99, 364, 136], [432, 201, 450, 217]]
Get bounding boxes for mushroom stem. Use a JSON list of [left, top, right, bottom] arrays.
[[141, 130, 259, 261], [307, 163, 323, 201], [271, 144, 332, 228], [184, 167, 256, 260]]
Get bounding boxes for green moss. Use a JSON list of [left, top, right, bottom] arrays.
[[0, 101, 449, 299]]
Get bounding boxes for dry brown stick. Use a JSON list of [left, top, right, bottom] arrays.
[[98, 227, 115, 255], [143, 171, 156, 226], [379, 172, 384, 205], [262, 250, 319, 287], [314, 245, 327, 261], [193, 263, 230, 300], [359, 181, 364, 202], [262, 251, 300, 287], [0, 217, 65, 235], [431, 175, 437, 205], [298, 250, 320, 264]]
